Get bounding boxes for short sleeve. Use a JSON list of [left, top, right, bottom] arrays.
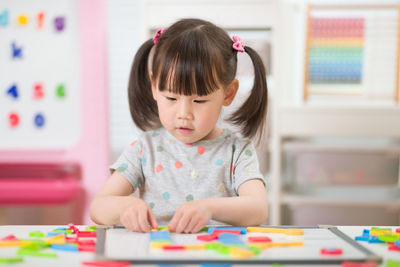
[[232, 141, 265, 195], [109, 141, 143, 191]]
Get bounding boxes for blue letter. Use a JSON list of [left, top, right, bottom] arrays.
[[7, 84, 19, 99], [11, 41, 23, 59]]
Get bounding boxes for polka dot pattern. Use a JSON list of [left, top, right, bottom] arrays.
[[161, 215, 171, 222], [215, 159, 224, 166], [163, 192, 170, 200], [197, 146, 205, 154], [116, 163, 128, 172], [155, 164, 163, 173], [175, 161, 183, 168], [186, 194, 194, 202], [112, 129, 264, 226], [191, 169, 199, 179]]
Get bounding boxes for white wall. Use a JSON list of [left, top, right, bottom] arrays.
[[107, 0, 143, 161]]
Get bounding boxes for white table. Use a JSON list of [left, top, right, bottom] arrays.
[[0, 225, 399, 266]]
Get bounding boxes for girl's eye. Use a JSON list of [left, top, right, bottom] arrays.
[[166, 97, 176, 101], [194, 100, 207, 104]]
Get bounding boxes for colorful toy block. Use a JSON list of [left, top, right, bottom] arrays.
[[247, 227, 304, 236]]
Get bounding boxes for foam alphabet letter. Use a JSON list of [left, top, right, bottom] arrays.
[[17, 14, 28, 26], [37, 11, 45, 29], [7, 84, 19, 99], [0, 9, 9, 26], [8, 112, 20, 128], [54, 16, 65, 32], [33, 83, 44, 99], [11, 41, 23, 59], [34, 113, 45, 128]]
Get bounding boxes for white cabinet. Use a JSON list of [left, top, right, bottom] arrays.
[[269, 106, 400, 224]]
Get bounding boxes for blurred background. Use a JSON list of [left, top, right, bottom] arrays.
[[0, 0, 399, 226]]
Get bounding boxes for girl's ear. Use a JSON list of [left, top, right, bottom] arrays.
[[149, 72, 158, 101], [223, 79, 239, 106]]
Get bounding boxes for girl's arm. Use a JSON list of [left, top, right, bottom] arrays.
[[168, 179, 268, 233], [89, 171, 157, 231], [207, 178, 268, 225]]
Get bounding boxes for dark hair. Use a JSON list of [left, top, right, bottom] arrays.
[[128, 18, 268, 139]]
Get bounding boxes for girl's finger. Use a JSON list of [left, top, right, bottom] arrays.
[[129, 212, 140, 232], [148, 209, 158, 230], [168, 210, 182, 232], [137, 209, 150, 232], [192, 220, 206, 234], [124, 213, 136, 232], [184, 216, 197, 233], [175, 213, 190, 233], [120, 217, 129, 230]]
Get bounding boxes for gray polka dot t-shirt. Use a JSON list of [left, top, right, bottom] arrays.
[[110, 127, 265, 225]]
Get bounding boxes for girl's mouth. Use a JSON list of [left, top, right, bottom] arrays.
[[178, 127, 193, 134]]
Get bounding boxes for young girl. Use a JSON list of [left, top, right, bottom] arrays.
[[90, 18, 269, 233]]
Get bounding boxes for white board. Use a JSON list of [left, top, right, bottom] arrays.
[[96, 226, 381, 264], [0, 0, 80, 149]]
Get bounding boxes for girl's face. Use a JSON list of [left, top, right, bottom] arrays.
[[151, 79, 238, 144]]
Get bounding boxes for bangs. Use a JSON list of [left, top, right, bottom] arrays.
[[153, 31, 223, 96]]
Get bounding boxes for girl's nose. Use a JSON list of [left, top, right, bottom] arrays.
[[177, 100, 194, 120]]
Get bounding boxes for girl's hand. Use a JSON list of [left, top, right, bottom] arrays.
[[120, 197, 158, 232], [168, 199, 212, 233]]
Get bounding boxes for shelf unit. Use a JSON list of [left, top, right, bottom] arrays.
[[270, 106, 400, 225], [270, 1, 400, 225]]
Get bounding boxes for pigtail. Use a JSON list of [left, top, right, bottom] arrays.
[[128, 39, 160, 130], [229, 46, 268, 140]]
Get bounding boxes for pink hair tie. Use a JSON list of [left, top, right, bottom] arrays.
[[232, 35, 245, 52], [153, 28, 166, 44]]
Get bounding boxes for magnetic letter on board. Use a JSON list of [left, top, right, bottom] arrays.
[[54, 16, 65, 32], [7, 84, 19, 99], [0, 9, 8, 26], [37, 11, 45, 29], [11, 41, 23, 59]]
